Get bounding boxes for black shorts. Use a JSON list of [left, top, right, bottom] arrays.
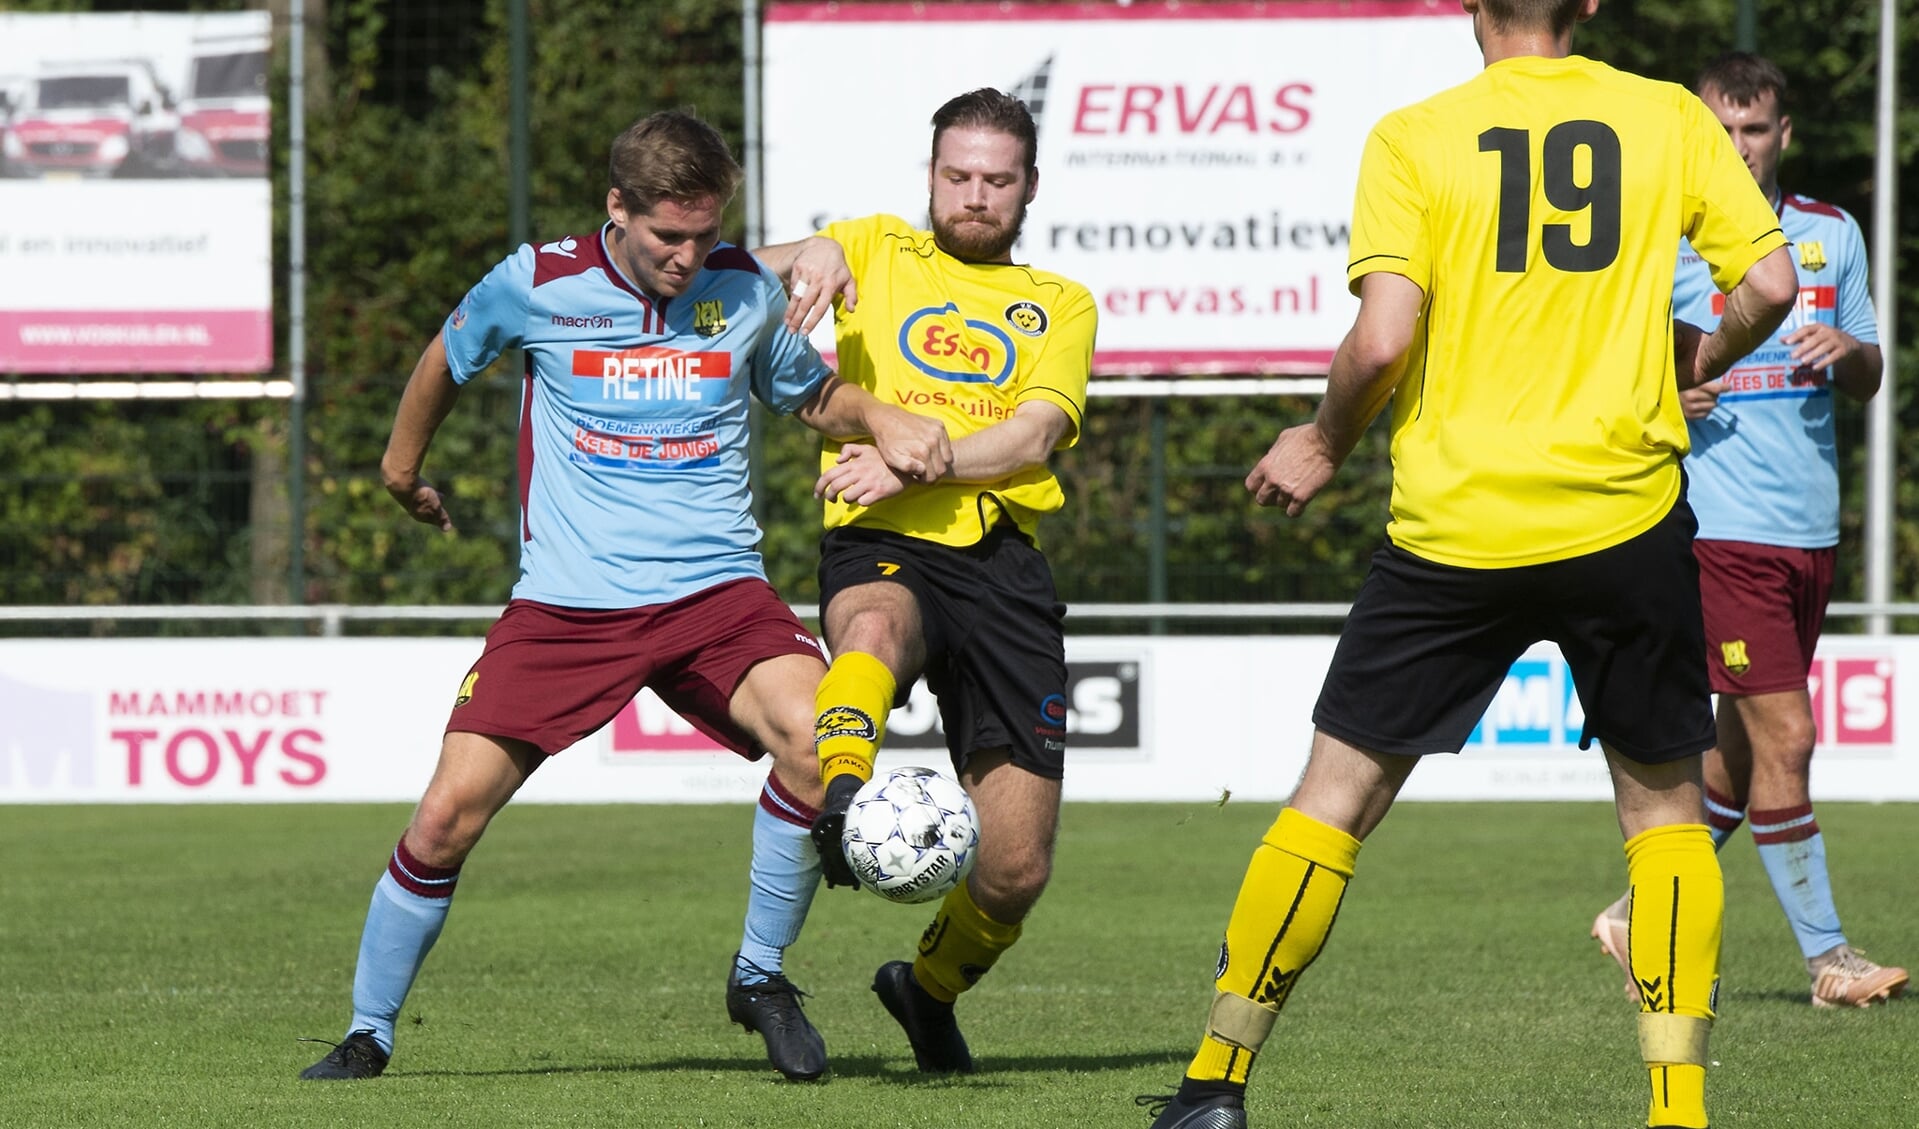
[[1314, 497, 1715, 765], [819, 525, 1068, 779]]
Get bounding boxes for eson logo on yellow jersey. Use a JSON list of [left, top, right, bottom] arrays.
[[898, 302, 1018, 385]]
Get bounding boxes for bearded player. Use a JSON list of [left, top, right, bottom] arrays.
[[755, 87, 1097, 1076]]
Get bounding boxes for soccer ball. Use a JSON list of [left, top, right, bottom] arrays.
[[841, 766, 979, 905]]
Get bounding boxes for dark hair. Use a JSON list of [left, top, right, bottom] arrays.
[[1478, 0, 1585, 37], [1695, 51, 1789, 110], [607, 108, 742, 213], [930, 88, 1038, 174]]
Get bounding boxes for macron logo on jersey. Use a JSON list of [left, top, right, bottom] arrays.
[[573, 347, 734, 401]]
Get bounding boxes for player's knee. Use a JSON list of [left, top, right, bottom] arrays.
[[1779, 715, 1818, 763], [405, 795, 487, 868], [974, 848, 1053, 915]]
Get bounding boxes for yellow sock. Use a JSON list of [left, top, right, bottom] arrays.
[[1624, 823, 1722, 1129], [912, 876, 1022, 1002], [814, 651, 895, 784], [1187, 807, 1361, 1086]]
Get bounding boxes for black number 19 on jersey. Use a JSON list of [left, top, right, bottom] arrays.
[[1478, 121, 1623, 273]]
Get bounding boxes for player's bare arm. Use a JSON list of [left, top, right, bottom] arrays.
[[752, 235, 856, 334], [1671, 321, 1722, 419], [1786, 324, 1882, 401], [1248, 272, 1418, 516], [814, 443, 910, 507], [795, 375, 954, 482], [1691, 245, 1798, 385], [942, 400, 1073, 483], [379, 330, 461, 533]]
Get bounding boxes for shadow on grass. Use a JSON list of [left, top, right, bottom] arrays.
[[399, 1048, 1187, 1081], [1728, 987, 1825, 1006]]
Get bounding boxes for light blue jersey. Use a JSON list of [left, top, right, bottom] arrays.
[[442, 224, 832, 608], [1675, 195, 1879, 547]]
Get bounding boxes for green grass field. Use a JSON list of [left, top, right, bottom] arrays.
[[3, 801, 1911, 1128]]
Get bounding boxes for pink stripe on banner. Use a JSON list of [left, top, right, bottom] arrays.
[[768, 1, 1458, 22], [1092, 349, 1335, 376], [0, 310, 272, 374]]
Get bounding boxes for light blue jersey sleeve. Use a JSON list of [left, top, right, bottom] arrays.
[[442, 245, 535, 384], [1672, 239, 1715, 326], [750, 274, 833, 415], [1834, 214, 1879, 345]]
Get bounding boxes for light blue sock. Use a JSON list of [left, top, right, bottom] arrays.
[[1704, 787, 1745, 851], [348, 867, 455, 1053], [1751, 806, 1847, 959], [737, 782, 821, 980]]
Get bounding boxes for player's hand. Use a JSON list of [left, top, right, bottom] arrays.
[[1680, 379, 1723, 421], [868, 409, 953, 483], [1783, 323, 1858, 373], [1673, 319, 1710, 390], [809, 774, 865, 890], [386, 475, 455, 532], [783, 237, 857, 335], [815, 444, 909, 506], [1246, 423, 1338, 517]]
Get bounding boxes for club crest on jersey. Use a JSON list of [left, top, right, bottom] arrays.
[[1721, 640, 1751, 675], [898, 302, 1017, 386], [1797, 241, 1827, 272], [450, 300, 469, 331], [454, 671, 478, 708], [1003, 300, 1049, 337], [693, 298, 728, 338]]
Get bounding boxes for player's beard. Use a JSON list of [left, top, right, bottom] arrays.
[[930, 200, 1027, 263]]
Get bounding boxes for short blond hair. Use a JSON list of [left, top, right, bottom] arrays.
[[608, 108, 741, 213]]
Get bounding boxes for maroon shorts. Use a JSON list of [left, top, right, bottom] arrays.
[[1695, 539, 1834, 696], [445, 578, 825, 756]]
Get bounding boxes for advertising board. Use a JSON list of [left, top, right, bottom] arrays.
[[0, 11, 271, 374], [762, 2, 1479, 374], [3, 636, 1911, 805]]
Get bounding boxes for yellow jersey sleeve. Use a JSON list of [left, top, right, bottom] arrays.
[[819, 215, 882, 300], [1678, 93, 1789, 293], [814, 214, 1096, 546], [1347, 116, 1433, 296]]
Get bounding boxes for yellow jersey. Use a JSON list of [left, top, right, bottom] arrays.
[[1348, 55, 1787, 568], [819, 214, 1096, 546]]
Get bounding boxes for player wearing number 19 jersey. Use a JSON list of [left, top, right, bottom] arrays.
[[1351, 56, 1784, 568], [1145, 4, 1798, 1128]]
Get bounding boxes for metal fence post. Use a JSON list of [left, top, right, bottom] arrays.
[[287, 0, 309, 608], [1148, 399, 1168, 635]]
